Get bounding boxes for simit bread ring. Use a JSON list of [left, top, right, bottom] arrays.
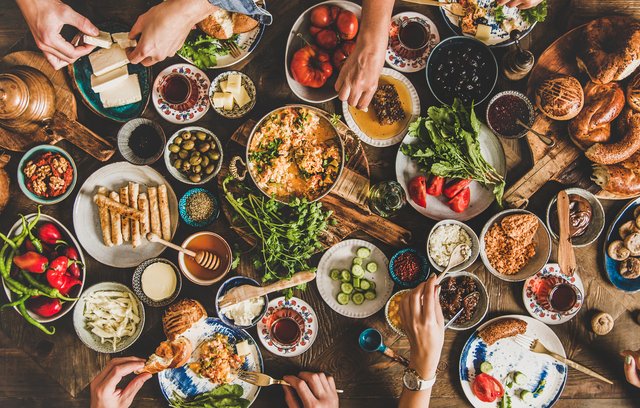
[[576, 16, 640, 84], [592, 150, 640, 195], [585, 108, 640, 164], [627, 72, 640, 112]]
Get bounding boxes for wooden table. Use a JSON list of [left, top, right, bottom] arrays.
[[1, 1, 640, 407]]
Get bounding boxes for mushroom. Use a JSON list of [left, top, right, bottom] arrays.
[[624, 233, 640, 256], [591, 312, 614, 335], [619, 220, 637, 239], [620, 257, 640, 279], [608, 240, 631, 261]]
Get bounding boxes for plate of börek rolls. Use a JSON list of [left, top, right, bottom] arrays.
[[73, 162, 179, 267]]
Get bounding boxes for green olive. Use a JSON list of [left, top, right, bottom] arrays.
[[191, 151, 201, 158], [182, 140, 195, 150], [181, 131, 192, 140], [189, 174, 202, 183], [170, 153, 177, 161], [182, 162, 191, 172], [196, 131, 207, 141], [174, 136, 183, 145], [193, 164, 202, 174], [178, 149, 189, 159], [198, 143, 211, 153], [204, 164, 215, 175], [210, 152, 220, 161], [189, 155, 202, 166], [201, 155, 210, 167], [168, 143, 180, 153], [173, 159, 183, 169]]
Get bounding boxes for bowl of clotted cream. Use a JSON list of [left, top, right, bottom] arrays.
[[215, 276, 268, 329], [132, 258, 182, 307]]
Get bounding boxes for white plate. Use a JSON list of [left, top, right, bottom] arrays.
[[523, 264, 584, 325], [342, 68, 420, 147], [385, 12, 440, 73], [395, 123, 506, 221], [459, 315, 567, 408], [152, 64, 210, 124], [316, 239, 394, 318], [257, 297, 318, 357], [72, 162, 179, 268]]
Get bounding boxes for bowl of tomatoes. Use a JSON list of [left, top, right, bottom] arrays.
[[285, 1, 362, 103]]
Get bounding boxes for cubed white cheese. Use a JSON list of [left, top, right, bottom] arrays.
[[99, 74, 141, 108], [89, 46, 129, 76], [235, 340, 251, 356], [475, 24, 492, 42], [234, 85, 251, 108], [219, 80, 228, 93], [212, 92, 227, 108], [222, 92, 235, 110], [83, 31, 112, 49], [90, 65, 129, 93], [226, 73, 242, 94], [111, 32, 137, 49]]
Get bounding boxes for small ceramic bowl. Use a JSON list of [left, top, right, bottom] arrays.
[[164, 126, 223, 185], [117, 118, 166, 165], [485, 90, 535, 139], [426, 220, 480, 273], [480, 209, 552, 282], [17, 144, 77, 205], [545, 188, 605, 247], [215, 276, 268, 329], [132, 258, 182, 307], [178, 231, 232, 286], [179, 188, 220, 227], [73, 282, 145, 354], [438, 271, 489, 331], [388, 248, 430, 288], [209, 71, 257, 119], [384, 289, 410, 336]]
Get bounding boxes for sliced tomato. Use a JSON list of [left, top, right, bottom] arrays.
[[425, 175, 445, 196], [471, 373, 505, 403], [408, 175, 428, 208], [448, 186, 470, 213]]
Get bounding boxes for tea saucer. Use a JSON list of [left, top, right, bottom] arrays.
[[152, 63, 210, 124], [522, 263, 584, 325], [257, 296, 318, 357], [385, 12, 440, 73]]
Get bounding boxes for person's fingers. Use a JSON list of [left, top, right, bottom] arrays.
[[40, 44, 74, 64], [127, 45, 146, 65], [43, 51, 70, 70], [283, 375, 316, 406], [621, 350, 640, 365], [624, 355, 640, 388], [496, 0, 508, 4], [327, 375, 337, 392], [422, 275, 438, 320], [103, 360, 147, 391], [518, 1, 537, 9], [506, 0, 523, 7], [409, 283, 424, 320], [120, 373, 152, 406], [316, 372, 331, 394], [129, 16, 144, 40], [64, 8, 99, 36], [282, 384, 302, 408], [93, 357, 141, 386], [347, 89, 362, 108], [356, 87, 375, 111], [48, 34, 89, 60], [140, 56, 160, 67], [297, 371, 325, 398], [335, 67, 347, 94], [434, 285, 445, 326], [337, 81, 351, 102]]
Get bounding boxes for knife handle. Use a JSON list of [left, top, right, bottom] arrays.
[[549, 351, 613, 385], [257, 271, 316, 297]]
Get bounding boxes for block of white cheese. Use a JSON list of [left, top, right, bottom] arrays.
[[99, 74, 141, 108], [83, 31, 113, 49], [90, 65, 129, 93], [234, 86, 251, 108], [219, 80, 228, 92], [475, 24, 492, 42], [212, 92, 234, 110], [226, 73, 242, 94], [89, 46, 129, 76], [111, 32, 137, 49]]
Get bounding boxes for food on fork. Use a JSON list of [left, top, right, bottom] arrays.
[[138, 337, 193, 374], [478, 318, 527, 345], [162, 299, 207, 341], [534, 75, 584, 121], [189, 333, 245, 384]]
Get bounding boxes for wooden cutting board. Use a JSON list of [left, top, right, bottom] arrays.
[[503, 20, 637, 208], [218, 113, 412, 250]]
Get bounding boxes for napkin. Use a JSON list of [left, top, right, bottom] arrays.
[[209, 0, 272, 25]]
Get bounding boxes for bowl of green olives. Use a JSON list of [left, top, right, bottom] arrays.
[[164, 127, 223, 185]]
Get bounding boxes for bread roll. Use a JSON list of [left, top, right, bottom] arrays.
[[627, 72, 640, 112], [138, 337, 193, 374], [535, 75, 584, 120], [162, 299, 207, 340]]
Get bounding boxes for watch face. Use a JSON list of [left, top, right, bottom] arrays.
[[403, 370, 418, 390]]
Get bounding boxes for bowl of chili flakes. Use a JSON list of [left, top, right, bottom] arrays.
[[18, 145, 77, 205]]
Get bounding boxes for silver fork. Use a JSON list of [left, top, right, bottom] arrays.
[[513, 334, 613, 385], [227, 41, 242, 58], [238, 370, 345, 393]]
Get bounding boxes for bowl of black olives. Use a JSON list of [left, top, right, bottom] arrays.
[[426, 36, 498, 106], [164, 127, 223, 185]]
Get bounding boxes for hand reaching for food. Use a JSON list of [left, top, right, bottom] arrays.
[[90, 357, 152, 408], [282, 372, 339, 408], [496, 0, 544, 9], [621, 350, 640, 388], [15, 0, 99, 69]]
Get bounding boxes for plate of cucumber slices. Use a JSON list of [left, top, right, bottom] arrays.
[[316, 239, 394, 318]]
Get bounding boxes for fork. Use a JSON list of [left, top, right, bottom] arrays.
[[513, 334, 613, 385], [227, 41, 242, 58], [238, 370, 345, 393]]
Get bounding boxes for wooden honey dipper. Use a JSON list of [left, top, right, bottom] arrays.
[[147, 233, 220, 270]]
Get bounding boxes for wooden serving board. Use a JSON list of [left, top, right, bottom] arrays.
[[218, 115, 412, 250], [503, 20, 637, 208]]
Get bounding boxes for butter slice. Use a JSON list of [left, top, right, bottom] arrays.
[[89, 46, 129, 76], [99, 74, 141, 108], [90, 65, 129, 93], [83, 31, 112, 49], [222, 92, 234, 110], [212, 92, 227, 108], [475, 24, 491, 42], [226, 73, 242, 94], [234, 86, 251, 108], [219, 80, 228, 92], [111, 32, 137, 49]]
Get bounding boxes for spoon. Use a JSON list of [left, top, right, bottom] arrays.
[[556, 191, 577, 276], [437, 244, 469, 283], [444, 291, 480, 329], [516, 119, 556, 147], [358, 328, 409, 366], [147, 232, 220, 270]]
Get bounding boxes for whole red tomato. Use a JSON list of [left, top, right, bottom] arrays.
[[315, 29, 339, 50], [336, 10, 359, 40], [291, 45, 334, 88], [310, 5, 333, 28], [332, 40, 356, 70], [309, 25, 323, 36]]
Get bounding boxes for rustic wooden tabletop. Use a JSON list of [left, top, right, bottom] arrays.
[[1, 0, 639, 407]]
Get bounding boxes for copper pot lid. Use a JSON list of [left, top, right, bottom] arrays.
[[0, 73, 29, 120]]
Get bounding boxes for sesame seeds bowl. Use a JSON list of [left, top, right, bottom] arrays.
[[426, 220, 479, 273], [178, 188, 220, 227]]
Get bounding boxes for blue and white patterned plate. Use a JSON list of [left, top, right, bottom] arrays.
[[158, 317, 263, 406], [459, 315, 567, 408], [603, 197, 640, 293]]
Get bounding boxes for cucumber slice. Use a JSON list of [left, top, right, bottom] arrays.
[[356, 247, 371, 258], [352, 257, 363, 266], [514, 371, 527, 385], [336, 292, 350, 305], [369, 281, 376, 290], [364, 290, 376, 300], [480, 361, 493, 374], [520, 390, 532, 402], [366, 262, 378, 273], [340, 270, 351, 282], [352, 292, 365, 305], [351, 264, 365, 278], [341, 282, 354, 294], [359, 279, 371, 291], [353, 277, 361, 289], [330, 269, 341, 281]]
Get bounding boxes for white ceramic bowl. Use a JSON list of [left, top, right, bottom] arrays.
[[438, 271, 488, 331], [164, 126, 223, 185], [426, 219, 480, 273], [178, 232, 232, 286]]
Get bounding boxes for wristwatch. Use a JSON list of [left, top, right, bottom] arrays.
[[402, 368, 436, 391]]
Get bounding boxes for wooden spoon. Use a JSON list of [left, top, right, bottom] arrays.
[[557, 191, 577, 276], [147, 232, 220, 270], [218, 271, 316, 309], [437, 243, 470, 283]]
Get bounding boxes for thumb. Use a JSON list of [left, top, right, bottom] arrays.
[[120, 373, 151, 405], [624, 355, 640, 388], [64, 8, 99, 36], [129, 16, 144, 40], [283, 384, 302, 408]]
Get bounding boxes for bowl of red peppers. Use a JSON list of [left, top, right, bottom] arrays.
[[388, 248, 430, 289], [0, 207, 85, 334]]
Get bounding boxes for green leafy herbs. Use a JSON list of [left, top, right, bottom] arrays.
[[329, 113, 342, 126], [178, 33, 239, 70], [222, 177, 333, 298], [520, 1, 547, 24], [400, 98, 505, 205], [169, 384, 249, 408], [248, 138, 282, 173], [494, 5, 506, 23]]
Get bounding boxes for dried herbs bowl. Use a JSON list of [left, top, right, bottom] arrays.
[[179, 188, 220, 227], [388, 248, 430, 288]]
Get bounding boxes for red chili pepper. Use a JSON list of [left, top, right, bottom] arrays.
[[49, 255, 70, 274], [36, 223, 66, 245], [448, 187, 471, 213], [58, 276, 81, 295], [46, 268, 66, 289], [27, 297, 62, 318], [425, 175, 445, 196], [13, 251, 48, 273], [61, 247, 82, 278], [444, 178, 472, 199]]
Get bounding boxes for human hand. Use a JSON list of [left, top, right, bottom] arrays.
[[282, 371, 339, 408], [400, 275, 445, 380], [621, 350, 640, 388], [90, 357, 152, 408], [496, 0, 543, 9], [15, 0, 98, 69], [127, 0, 216, 67]]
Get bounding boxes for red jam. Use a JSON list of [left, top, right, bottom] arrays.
[[487, 94, 530, 137], [394, 252, 421, 282]]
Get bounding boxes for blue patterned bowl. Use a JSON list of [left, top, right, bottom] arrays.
[[178, 188, 220, 227], [389, 248, 430, 288], [17, 144, 77, 205], [215, 276, 268, 329], [132, 258, 182, 307]]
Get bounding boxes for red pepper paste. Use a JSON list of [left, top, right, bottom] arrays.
[[394, 252, 421, 282]]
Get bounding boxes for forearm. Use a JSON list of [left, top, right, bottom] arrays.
[[398, 354, 438, 408], [399, 387, 432, 408], [357, 0, 394, 49]]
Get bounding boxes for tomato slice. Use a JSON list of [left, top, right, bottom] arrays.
[[472, 373, 505, 403], [408, 175, 428, 208]]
